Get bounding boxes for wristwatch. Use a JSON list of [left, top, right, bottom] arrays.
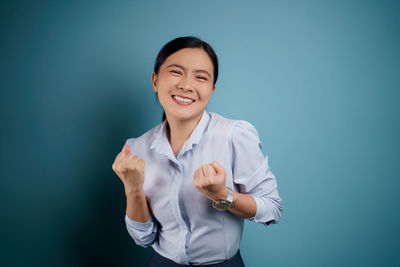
[[213, 187, 234, 211]]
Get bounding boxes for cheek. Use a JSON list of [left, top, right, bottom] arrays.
[[198, 86, 214, 100], [159, 73, 179, 86]]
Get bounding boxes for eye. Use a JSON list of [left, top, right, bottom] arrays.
[[197, 76, 207, 81], [170, 70, 182, 75]]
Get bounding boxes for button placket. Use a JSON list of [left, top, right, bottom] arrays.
[[169, 160, 189, 264], [176, 160, 194, 263]]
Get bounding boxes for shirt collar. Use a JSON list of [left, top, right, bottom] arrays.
[[150, 110, 211, 159]]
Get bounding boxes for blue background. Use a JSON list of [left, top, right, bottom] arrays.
[[1, 0, 399, 266]]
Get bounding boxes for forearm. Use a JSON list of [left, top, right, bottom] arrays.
[[228, 192, 257, 219], [228, 192, 273, 225], [125, 188, 151, 223]]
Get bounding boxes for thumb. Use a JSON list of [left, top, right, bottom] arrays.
[[210, 161, 224, 175], [123, 144, 131, 155]]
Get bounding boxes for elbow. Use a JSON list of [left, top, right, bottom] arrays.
[[126, 226, 157, 248], [266, 197, 283, 225], [251, 195, 283, 226], [131, 233, 157, 248], [125, 214, 158, 248]]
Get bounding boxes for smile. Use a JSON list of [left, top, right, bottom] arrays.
[[171, 95, 195, 106], [172, 95, 195, 103]]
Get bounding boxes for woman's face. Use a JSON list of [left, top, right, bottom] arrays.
[[152, 48, 215, 123]]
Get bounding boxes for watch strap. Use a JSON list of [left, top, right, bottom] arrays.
[[213, 187, 234, 211]]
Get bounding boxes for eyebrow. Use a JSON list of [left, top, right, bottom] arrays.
[[166, 64, 212, 78]]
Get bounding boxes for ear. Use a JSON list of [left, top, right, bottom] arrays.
[[152, 72, 158, 92]]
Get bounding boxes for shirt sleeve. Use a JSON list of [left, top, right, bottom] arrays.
[[230, 120, 283, 226], [121, 138, 158, 247], [125, 214, 158, 248]]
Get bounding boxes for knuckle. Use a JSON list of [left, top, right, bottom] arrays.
[[118, 165, 124, 172]]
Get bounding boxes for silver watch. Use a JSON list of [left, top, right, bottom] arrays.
[[213, 187, 234, 211]]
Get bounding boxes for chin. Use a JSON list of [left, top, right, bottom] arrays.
[[167, 110, 202, 121]]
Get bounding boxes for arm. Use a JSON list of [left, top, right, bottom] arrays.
[[126, 188, 151, 223], [230, 191, 257, 219], [113, 141, 157, 247], [193, 121, 283, 226], [230, 120, 283, 226], [208, 182, 273, 225]]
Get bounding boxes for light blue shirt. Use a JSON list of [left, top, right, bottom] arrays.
[[123, 110, 283, 265]]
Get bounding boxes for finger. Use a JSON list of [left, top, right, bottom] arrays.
[[194, 169, 202, 188], [113, 150, 129, 170], [209, 164, 217, 176], [198, 168, 206, 186], [200, 165, 207, 178], [203, 165, 215, 179], [123, 144, 131, 155], [112, 151, 125, 171], [128, 156, 144, 171], [116, 143, 135, 164], [115, 152, 136, 172], [211, 161, 224, 175], [203, 165, 216, 185], [193, 170, 198, 186]]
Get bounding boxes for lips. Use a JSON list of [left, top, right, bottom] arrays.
[[172, 94, 195, 101], [171, 94, 195, 106]]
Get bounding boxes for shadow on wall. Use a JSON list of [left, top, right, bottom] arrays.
[[65, 81, 153, 267]]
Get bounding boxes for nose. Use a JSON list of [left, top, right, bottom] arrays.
[[178, 76, 193, 91]]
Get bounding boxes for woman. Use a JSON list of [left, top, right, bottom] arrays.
[[112, 36, 283, 266]]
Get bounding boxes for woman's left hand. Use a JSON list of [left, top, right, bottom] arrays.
[[193, 161, 228, 202]]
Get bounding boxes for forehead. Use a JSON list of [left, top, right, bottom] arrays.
[[162, 48, 214, 72]]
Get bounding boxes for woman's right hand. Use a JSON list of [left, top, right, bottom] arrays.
[[112, 144, 145, 195]]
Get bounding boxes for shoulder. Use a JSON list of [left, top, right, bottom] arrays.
[[207, 112, 236, 130], [231, 119, 260, 140], [206, 112, 261, 147], [207, 111, 259, 136], [228, 117, 262, 151]]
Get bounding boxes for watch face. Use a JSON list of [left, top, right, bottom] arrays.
[[214, 201, 231, 210]]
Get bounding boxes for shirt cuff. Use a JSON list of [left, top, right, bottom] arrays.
[[249, 195, 279, 226]]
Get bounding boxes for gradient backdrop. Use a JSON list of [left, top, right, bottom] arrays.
[[1, 0, 399, 266]]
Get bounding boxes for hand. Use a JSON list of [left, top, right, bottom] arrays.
[[193, 161, 228, 202], [112, 144, 145, 195]]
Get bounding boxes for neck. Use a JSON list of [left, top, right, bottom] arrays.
[[165, 112, 203, 157]]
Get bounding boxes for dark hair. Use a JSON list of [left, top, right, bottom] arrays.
[[154, 36, 219, 121]]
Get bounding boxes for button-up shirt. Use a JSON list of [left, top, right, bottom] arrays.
[[123, 110, 283, 265]]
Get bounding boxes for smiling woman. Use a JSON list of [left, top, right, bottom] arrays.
[[153, 37, 219, 123], [112, 36, 283, 266], [152, 47, 216, 156]]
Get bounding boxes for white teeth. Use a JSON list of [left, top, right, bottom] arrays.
[[173, 95, 194, 103]]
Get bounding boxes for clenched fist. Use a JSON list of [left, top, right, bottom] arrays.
[[193, 161, 228, 202], [112, 144, 145, 195]]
